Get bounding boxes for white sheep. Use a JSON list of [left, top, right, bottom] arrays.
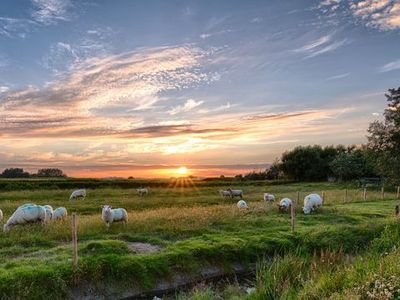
[[278, 198, 292, 212], [237, 200, 248, 209], [101, 205, 128, 228], [137, 188, 149, 196], [219, 190, 232, 198], [4, 204, 47, 233], [42, 205, 53, 222], [52, 207, 68, 220], [303, 193, 323, 214], [227, 188, 243, 198], [263, 193, 275, 202], [69, 189, 86, 201], [0, 209, 3, 223]]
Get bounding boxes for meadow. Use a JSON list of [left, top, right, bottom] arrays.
[[0, 180, 399, 299]]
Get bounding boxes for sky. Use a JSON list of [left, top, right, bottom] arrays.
[[0, 0, 399, 178]]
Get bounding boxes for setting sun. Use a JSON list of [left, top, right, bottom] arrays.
[[177, 166, 188, 175]]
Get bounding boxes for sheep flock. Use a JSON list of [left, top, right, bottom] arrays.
[[0, 187, 325, 233]]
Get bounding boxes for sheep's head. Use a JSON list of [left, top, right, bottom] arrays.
[[303, 206, 311, 214], [278, 205, 286, 212], [102, 205, 112, 216], [102, 205, 112, 211]]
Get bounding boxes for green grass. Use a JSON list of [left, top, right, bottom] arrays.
[[0, 181, 399, 299]]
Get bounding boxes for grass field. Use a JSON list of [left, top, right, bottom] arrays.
[[0, 181, 399, 299]]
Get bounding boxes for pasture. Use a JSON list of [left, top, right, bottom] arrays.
[[0, 181, 399, 299]]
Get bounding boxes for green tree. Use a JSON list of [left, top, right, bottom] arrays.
[[37, 168, 66, 178], [265, 159, 281, 180], [329, 151, 364, 181], [1, 168, 30, 178], [280, 145, 339, 181], [367, 87, 400, 183]]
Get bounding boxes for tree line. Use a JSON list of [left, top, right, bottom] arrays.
[[238, 86, 400, 184], [0, 168, 67, 178]]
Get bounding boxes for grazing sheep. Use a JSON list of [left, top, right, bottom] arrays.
[[303, 194, 323, 214], [4, 204, 47, 233], [0, 209, 3, 223], [52, 207, 68, 220], [263, 193, 275, 202], [219, 190, 232, 198], [101, 205, 128, 228], [227, 188, 243, 198], [137, 188, 149, 196], [69, 189, 86, 201], [42, 205, 53, 222], [278, 198, 292, 212], [237, 200, 248, 209]]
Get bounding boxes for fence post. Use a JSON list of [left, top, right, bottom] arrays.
[[397, 186, 400, 200], [344, 189, 348, 203], [322, 191, 325, 203], [381, 186, 385, 200], [363, 188, 367, 201], [291, 196, 296, 233], [72, 213, 78, 267]]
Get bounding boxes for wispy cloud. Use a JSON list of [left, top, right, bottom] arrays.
[[319, 0, 400, 31], [326, 72, 350, 80], [42, 28, 114, 73], [379, 58, 400, 72], [0, 0, 73, 38], [198, 102, 233, 114], [243, 111, 320, 121], [0, 45, 219, 138], [200, 29, 233, 39], [251, 17, 263, 23], [168, 99, 204, 115], [31, 0, 72, 25], [0, 86, 9, 93], [293, 35, 332, 53], [0, 17, 35, 38], [293, 34, 348, 58], [350, 0, 400, 31]]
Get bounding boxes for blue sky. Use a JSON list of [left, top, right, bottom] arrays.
[[0, 0, 399, 177]]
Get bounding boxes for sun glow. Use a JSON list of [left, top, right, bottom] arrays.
[[177, 166, 188, 175]]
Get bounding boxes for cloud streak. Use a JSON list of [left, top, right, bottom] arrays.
[[293, 34, 348, 58], [379, 58, 400, 72], [326, 72, 350, 80], [168, 99, 204, 115]]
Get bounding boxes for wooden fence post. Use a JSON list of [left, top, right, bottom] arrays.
[[381, 186, 385, 200], [291, 196, 296, 233], [363, 188, 367, 201], [397, 186, 400, 200], [344, 189, 348, 203], [72, 213, 78, 267], [322, 191, 325, 203]]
